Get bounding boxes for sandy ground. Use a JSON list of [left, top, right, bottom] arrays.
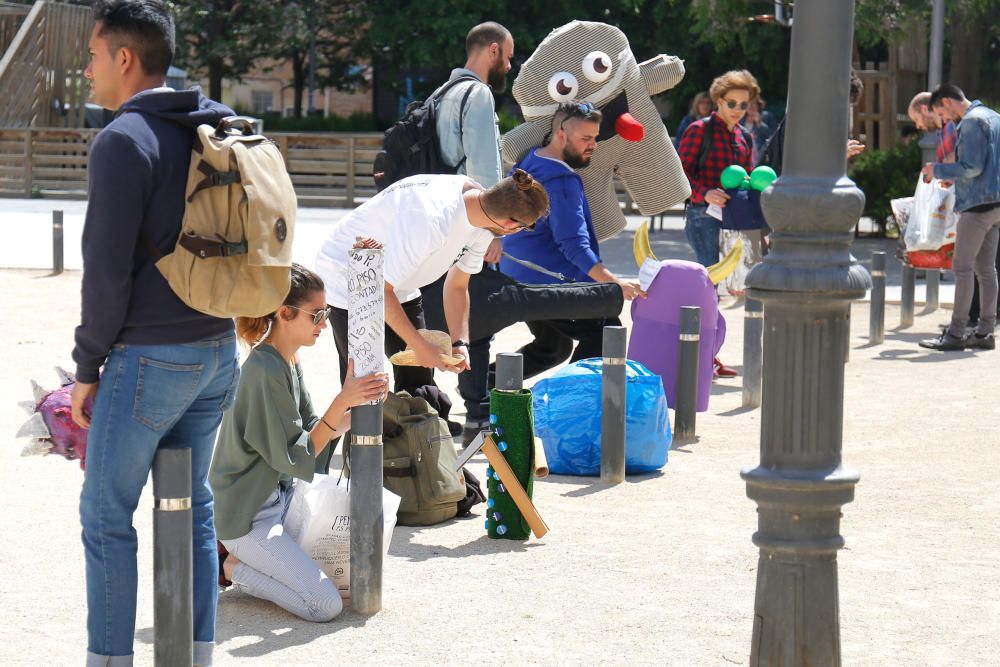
[[1, 237, 998, 665]]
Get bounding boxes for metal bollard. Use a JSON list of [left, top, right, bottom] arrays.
[[869, 252, 886, 344], [600, 326, 627, 484], [348, 247, 385, 615], [495, 352, 523, 391], [52, 210, 64, 275], [901, 263, 915, 328], [674, 306, 700, 439], [742, 299, 763, 408], [152, 448, 193, 667], [925, 269, 940, 312]]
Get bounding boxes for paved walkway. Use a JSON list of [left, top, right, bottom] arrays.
[[3, 198, 995, 665]]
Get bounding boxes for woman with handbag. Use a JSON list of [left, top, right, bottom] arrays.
[[209, 262, 388, 622]]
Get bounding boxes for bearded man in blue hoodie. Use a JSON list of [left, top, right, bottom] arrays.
[[69, 2, 239, 664], [500, 101, 644, 378]]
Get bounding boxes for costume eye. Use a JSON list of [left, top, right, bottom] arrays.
[[547, 72, 579, 102], [581, 52, 612, 83]]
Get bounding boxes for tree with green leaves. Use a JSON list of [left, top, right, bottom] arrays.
[[263, 0, 368, 118], [168, 0, 283, 102]]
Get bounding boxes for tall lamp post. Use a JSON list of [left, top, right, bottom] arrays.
[[919, 0, 946, 164], [742, 0, 870, 664]]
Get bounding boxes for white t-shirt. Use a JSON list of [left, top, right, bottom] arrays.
[[315, 175, 494, 308]]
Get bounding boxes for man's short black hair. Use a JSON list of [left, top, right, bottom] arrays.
[[93, 0, 175, 77], [929, 83, 967, 107], [465, 22, 510, 56]]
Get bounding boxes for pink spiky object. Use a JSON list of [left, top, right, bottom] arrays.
[[17, 368, 91, 470]]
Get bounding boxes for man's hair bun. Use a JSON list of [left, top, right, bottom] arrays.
[[512, 168, 534, 190]]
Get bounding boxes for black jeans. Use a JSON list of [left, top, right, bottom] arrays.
[[459, 337, 492, 423], [968, 241, 1000, 322], [329, 296, 434, 393], [419, 272, 493, 425], [498, 316, 622, 380]]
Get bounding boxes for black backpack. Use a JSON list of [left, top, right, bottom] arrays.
[[372, 76, 479, 192]]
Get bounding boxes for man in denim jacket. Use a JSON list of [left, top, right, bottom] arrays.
[[431, 21, 514, 443], [919, 84, 1000, 351]]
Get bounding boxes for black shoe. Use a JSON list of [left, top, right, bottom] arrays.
[[967, 333, 995, 350], [918, 332, 968, 351], [446, 420, 463, 437], [938, 322, 976, 335]]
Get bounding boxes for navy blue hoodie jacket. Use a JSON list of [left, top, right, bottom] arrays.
[[72, 88, 235, 383]]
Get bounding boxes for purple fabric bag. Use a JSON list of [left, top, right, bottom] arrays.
[[627, 260, 725, 412]]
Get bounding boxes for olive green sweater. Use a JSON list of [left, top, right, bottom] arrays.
[[210, 344, 320, 540]]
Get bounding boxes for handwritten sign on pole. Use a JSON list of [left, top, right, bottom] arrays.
[[347, 248, 385, 385]]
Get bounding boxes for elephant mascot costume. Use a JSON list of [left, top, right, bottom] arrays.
[[502, 20, 692, 241]]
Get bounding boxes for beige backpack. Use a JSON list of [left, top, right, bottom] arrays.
[[154, 117, 296, 318]]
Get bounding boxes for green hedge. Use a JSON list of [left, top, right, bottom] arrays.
[[847, 139, 921, 222]]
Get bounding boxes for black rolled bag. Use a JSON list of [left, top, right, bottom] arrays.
[[420, 267, 625, 341]]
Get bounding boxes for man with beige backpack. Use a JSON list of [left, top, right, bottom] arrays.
[[70, 2, 296, 664]]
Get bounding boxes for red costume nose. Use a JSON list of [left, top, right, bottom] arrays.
[[615, 112, 644, 142]]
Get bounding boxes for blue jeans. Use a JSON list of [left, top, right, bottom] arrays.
[[81, 334, 239, 666], [684, 203, 722, 267]]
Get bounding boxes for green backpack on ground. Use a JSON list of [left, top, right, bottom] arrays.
[[345, 392, 466, 526]]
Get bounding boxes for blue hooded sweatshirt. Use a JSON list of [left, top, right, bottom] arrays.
[[72, 88, 235, 383], [500, 148, 602, 284]]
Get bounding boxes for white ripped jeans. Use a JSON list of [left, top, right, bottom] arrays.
[[221, 485, 343, 622]]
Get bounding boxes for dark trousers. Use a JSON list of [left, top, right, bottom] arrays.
[[968, 241, 1000, 322], [459, 337, 492, 423], [500, 316, 622, 380], [418, 271, 493, 424], [329, 296, 433, 393]]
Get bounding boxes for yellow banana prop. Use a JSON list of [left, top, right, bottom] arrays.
[[632, 221, 658, 268], [707, 238, 743, 285], [634, 219, 742, 285]]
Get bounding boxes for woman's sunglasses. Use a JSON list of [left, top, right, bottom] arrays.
[[289, 305, 332, 325], [723, 99, 750, 111]]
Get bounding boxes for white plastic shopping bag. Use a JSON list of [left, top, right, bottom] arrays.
[[285, 474, 400, 597], [905, 176, 956, 251]]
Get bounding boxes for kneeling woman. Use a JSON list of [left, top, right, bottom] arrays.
[[210, 263, 388, 622]]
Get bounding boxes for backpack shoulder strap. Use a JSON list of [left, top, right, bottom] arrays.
[[454, 82, 479, 171], [760, 116, 785, 168], [697, 114, 715, 171], [430, 75, 480, 105]]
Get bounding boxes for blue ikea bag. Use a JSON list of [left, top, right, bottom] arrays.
[[532, 358, 670, 476]]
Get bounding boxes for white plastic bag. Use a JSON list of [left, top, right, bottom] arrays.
[[905, 177, 956, 251], [720, 229, 762, 296], [285, 474, 400, 597]]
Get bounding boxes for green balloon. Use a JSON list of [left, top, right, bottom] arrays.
[[720, 165, 748, 190], [750, 165, 778, 191]]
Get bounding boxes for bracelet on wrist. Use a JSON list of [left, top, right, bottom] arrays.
[[452, 339, 469, 348], [321, 418, 336, 432]]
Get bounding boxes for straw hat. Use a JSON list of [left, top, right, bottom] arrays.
[[388, 329, 465, 367]]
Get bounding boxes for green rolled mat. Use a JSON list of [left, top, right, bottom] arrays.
[[486, 389, 535, 540]]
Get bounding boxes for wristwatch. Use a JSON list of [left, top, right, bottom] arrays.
[[451, 339, 469, 348]]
